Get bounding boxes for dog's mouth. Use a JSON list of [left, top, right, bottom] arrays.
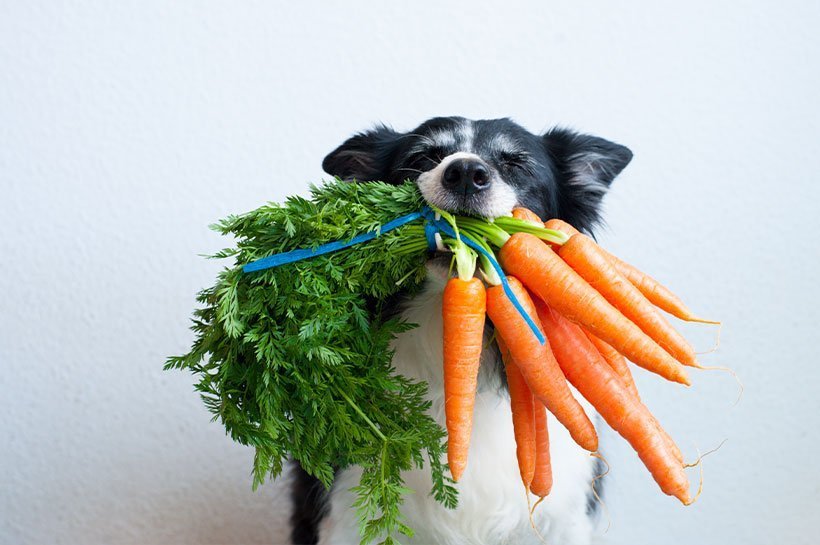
[[421, 180, 520, 217], [425, 193, 497, 218]]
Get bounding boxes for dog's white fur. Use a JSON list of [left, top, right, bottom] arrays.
[[417, 152, 518, 218], [318, 261, 599, 545]]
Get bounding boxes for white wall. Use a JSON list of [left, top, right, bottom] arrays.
[[2, 2, 818, 544]]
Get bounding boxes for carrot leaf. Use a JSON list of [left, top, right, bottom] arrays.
[[167, 180, 456, 545]]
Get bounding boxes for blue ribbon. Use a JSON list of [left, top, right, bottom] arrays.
[[424, 221, 439, 250], [243, 210, 426, 273], [418, 209, 545, 345], [242, 206, 544, 343]]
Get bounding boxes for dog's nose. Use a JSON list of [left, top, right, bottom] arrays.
[[442, 159, 491, 195]]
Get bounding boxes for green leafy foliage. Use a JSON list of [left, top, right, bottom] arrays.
[[166, 180, 457, 544]]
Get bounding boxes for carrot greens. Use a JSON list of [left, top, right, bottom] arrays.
[[166, 181, 456, 545]]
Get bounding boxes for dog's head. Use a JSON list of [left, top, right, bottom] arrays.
[[322, 116, 632, 233]]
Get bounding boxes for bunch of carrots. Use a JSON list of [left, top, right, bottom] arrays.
[[440, 207, 720, 505]]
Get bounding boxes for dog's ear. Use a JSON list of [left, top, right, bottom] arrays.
[[322, 125, 402, 182], [543, 127, 633, 230]]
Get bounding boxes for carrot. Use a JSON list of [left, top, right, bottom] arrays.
[[558, 232, 698, 367], [497, 337, 537, 487], [582, 331, 683, 464], [442, 276, 486, 482], [583, 330, 640, 400], [581, 333, 685, 464], [486, 277, 598, 451], [544, 218, 580, 237], [607, 253, 719, 324], [512, 207, 543, 225], [545, 219, 717, 324], [650, 414, 685, 465], [498, 233, 690, 385], [534, 300, 691, 503], [530, 402, 553, 497]]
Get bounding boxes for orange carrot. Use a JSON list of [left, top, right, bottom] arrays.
[[442, 276, 486, 482], [535, 300, 691, 503], [497, 337, 536, 487], [544, 218, 580, 237], [650, 414, 685, 464], [486, 277, 598, 451], [530, 402, 553, 497], [545, 218, 717, 324], [584, 330, 640, 400], [582, 329, 683, 464], [512, 207, 543, 225], [498, 233, 690, 385], [607, 253, 719, 324], [558, 232, 698, 367]]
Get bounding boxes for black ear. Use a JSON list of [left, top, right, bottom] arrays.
[[322, 125, 402, 182], [543, 127, 633, 230]]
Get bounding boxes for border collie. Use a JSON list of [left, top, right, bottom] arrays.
[[290, 116, 632, 545]]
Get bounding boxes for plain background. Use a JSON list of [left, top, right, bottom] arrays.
[[2, 1, 819, 544]]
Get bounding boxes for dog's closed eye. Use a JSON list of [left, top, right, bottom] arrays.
[[498, 150, 536, 173]]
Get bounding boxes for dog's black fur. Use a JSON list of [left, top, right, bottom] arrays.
[[291, 116, 632, 544], [322, 117, 631, 229]]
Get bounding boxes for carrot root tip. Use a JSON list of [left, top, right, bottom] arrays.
[[696, 364, 744, 406], [695, 322, 724, 355], [683, 438, 727, 469], [688, 317, 722, 325], [530, 495, 547, 516], [683, 445, 708, 506], [589, 452, 612, 533], [526, 489, 550, 545]]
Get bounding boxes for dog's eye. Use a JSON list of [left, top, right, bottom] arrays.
[[499, 151, 531, 170], [423, 146, 446, 163], [430, 146, 446, 161], [409, 146, 446, 167]]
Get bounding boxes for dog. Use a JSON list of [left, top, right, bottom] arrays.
[[290, 116, 632, 545]]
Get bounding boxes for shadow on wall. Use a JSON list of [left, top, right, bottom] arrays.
[[141, 480, 290, 544], [42, 462, 293, 544]]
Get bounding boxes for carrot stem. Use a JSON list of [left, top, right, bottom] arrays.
[[492, 216, 570, 245], [454, 218, 511, 246], [429, 205, 460, 240], [464, 233, 502, 286], [443, 237, 477, 280], [339, 389, 387, 442]]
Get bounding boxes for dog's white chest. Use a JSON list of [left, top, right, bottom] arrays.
[[318, 270, 599, 545]]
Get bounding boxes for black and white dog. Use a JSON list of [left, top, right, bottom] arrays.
[[291, 117, 632, 545]]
